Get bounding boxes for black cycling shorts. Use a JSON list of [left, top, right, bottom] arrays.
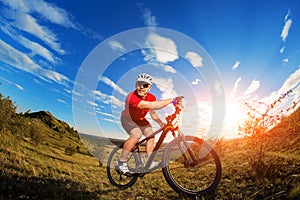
[[121, 116, 152, 135]]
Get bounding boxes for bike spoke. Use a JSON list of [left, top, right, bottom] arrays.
[[106, 145, 138, 188]]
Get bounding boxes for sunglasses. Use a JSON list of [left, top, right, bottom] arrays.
[[137, 83, 150, 88]]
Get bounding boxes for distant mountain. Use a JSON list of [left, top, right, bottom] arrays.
[[79, 133, 125, 146]]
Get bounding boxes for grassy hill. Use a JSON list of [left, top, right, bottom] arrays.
[[268, 107, 300, 154], [0, 93, 299, 199]]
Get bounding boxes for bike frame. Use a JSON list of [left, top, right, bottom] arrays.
[[107, 103, 222, 196], [134, 107, 199, 170]]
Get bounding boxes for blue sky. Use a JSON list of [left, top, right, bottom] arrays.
[[0, 0, 299, 139]]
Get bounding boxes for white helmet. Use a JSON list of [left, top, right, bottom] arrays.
[[136, 73, 152, 85]]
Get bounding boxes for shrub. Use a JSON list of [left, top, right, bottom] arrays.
[[29, 125, 44, 145], [213, 137, 226, 157], [239, 90, 296, 178], [65, 145, 76, 156], [0, 94, 17, 131]]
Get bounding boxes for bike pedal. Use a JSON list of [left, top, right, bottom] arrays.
[[115, 168, 133, 177], [115, 169, 121, 175]]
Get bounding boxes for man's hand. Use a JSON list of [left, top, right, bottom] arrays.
[[172, 96, 184, 107]]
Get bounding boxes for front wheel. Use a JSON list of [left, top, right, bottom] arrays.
[[162, 136, 221, 197]]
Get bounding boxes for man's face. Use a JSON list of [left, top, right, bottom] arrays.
[[136, 81, 151, 97]]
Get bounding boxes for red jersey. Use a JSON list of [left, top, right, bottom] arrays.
[[122, 91, 156, 121]]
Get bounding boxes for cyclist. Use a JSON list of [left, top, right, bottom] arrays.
[[116, 73, 182, 177]]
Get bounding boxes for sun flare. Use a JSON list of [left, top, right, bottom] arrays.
[[223, 100, 247, 138]]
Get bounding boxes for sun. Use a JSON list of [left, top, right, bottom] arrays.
[[223, 100, 247, 138]]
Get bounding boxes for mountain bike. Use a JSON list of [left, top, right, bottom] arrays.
[[106, 103, 222, 197]]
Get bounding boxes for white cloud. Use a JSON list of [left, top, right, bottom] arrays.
[[92, 90, 106, 99], [161, 64, 176, 73], [100, 117, 119, 124], [180, 101, 212, 138], [143, 8, 157, 27], [293, 85, 300, 110], [214, 80, 223, 96], [86, 100, 98, 107], [92, 89, 124, 108], [8, 11, 65, 54], [57, 99, 67, 104], [95, 109, 114, 118], [232, 60, 241, 70], [0, 39, 38, 72], [283, 58, 289, 64], [244, 79, 260, 95], [0, 39, 69, 85], [185, 51, 203, 68], [30, 0, 77, 29], [152, 63, 176, 74], [192, 78, 201, 85], [281, 12, 292, 42], [0, 77, 24, 91], [38, 68, 69, 84], [0, 20, 59, 63], [231, 77, 242, 99], [278, 66, 300, 94], [72, 90, 83, 97], [64, 88, 71, 94], [0, 0, 77, 29], [279, 46, 285, 54], [145, 32, 179, 64], [20, 35, 59, 63], [149, 63, 176, 74], [109, 96, 124, 107], [257, 68, 300, 115], [15, 83, 24, 90], [108, 39, 126, 54], [0, 0, 85, 56], [99, 76, 127, 96], [1, 0, 101, 55], [284, 9, 291, 21], [153, 77, 177, 99]]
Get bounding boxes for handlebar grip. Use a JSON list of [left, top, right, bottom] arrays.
[[172, 96, 184, 106], [172, 99, 178, 106]]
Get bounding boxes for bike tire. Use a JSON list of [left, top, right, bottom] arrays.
[[162, 136, 221, 197], [106, 143, 138, 189]]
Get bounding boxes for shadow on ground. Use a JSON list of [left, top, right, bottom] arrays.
[[0, 174, 99, 200]]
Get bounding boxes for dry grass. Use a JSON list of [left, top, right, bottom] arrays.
[[0, 93, 299, 199], [1, 128, 299, 199]]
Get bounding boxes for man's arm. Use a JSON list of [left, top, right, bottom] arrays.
[[137, 98, 173, 110], [150, 110, 164, 127]]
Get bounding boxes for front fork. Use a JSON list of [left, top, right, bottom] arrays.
[[177, 133, 199, 168]]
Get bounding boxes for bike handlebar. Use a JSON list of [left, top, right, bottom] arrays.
[[163, 96, 184, 125], [165, 106, 182, 124]]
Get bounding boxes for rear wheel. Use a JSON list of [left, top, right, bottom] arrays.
[[106, 144, 138, 189], [162, 136, 221, 197]]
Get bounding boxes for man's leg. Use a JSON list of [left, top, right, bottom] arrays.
[[120, 127, 142, 162], [144, 126, 160, 170], [144, 126, 155, 159]]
